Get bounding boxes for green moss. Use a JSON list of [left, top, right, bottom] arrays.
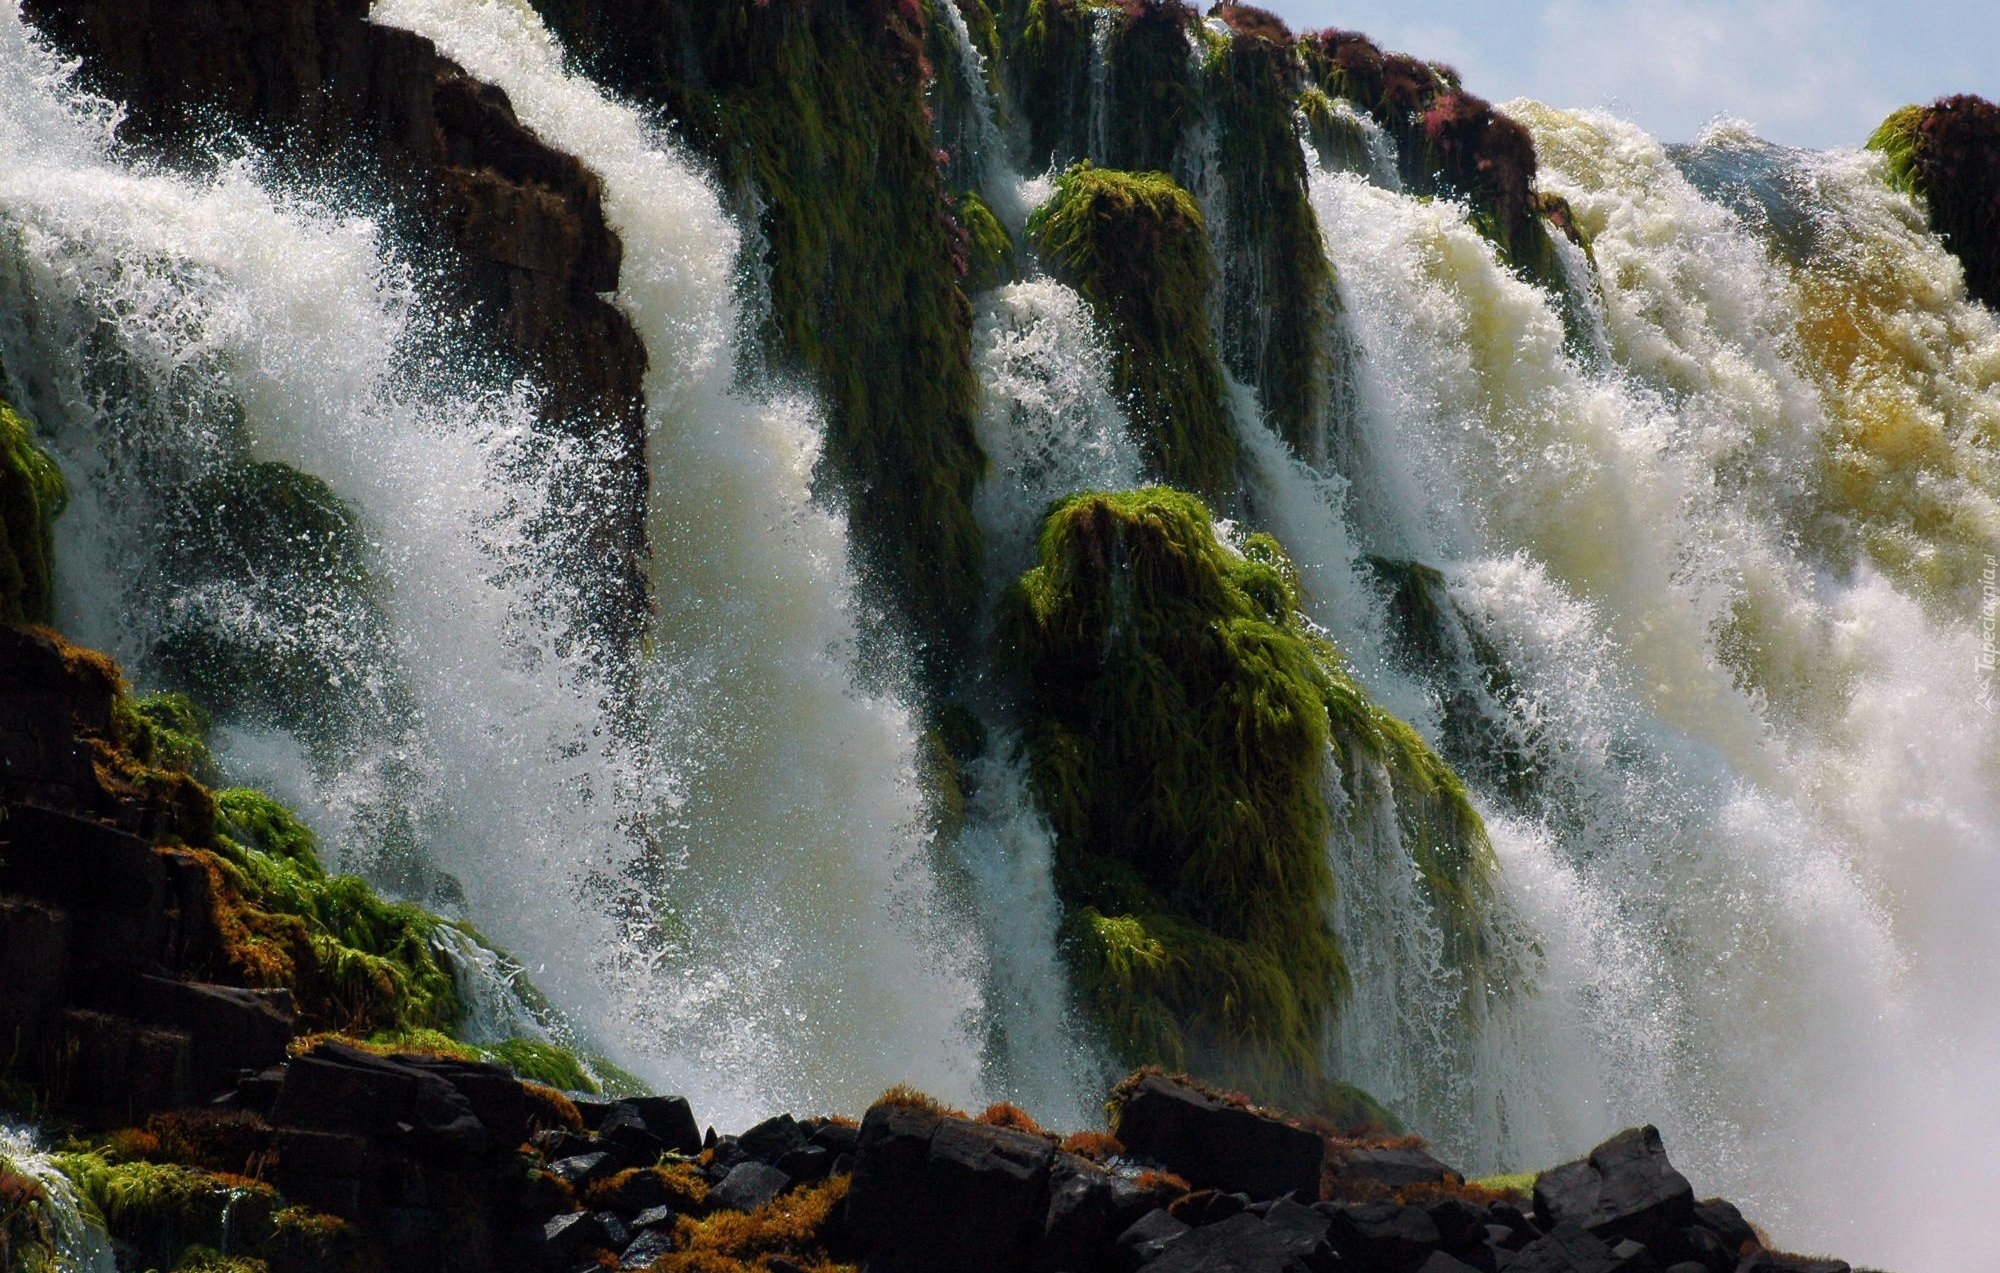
[[55, 1155, 274, 1271], [0, 398, 66, 626], [1470, 1171, 1537, 1199], [955, 190, 1017, 291], [215, 788, 322, 872], [1029, 167, 1238, 500], [358, 1029, 602, 1093], [1006, 490, 1493, 1103], [120, 693, 220, 787], [532, 0, 989, 684], [1868, 105, 1927, 197]]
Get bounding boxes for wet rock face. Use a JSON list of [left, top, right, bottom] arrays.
[[1110, 1072, 1325, 1202], [19, 0, 652, 645]]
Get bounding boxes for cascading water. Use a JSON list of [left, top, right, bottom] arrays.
[[0, 1126, 116, 1273], [1296, 100, 2000, 1267], [0, 0, 1000, 1127]]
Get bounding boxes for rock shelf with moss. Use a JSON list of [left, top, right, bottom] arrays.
[[1869, 95, 2000, 309], [1030, 170, 1239, 501], [1002, 489, 1494, 1108]]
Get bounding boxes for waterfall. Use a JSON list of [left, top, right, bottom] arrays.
[[0, 1126, 117, 1273], [1297, 102, 2000, 1268], [1, 0, 997, 1128]]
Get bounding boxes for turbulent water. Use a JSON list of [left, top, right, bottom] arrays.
[[7, 0, 2000, 1266]]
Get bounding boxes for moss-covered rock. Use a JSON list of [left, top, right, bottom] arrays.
[[998, 0, 1200, 174], [955, 190, 1018, 291], [0, 399, 66, 626], [156, 460, 397, 752], [1300, 30, 1564, 288], [531, 0, 988, 683], [1201, 9, 1344, 457], [1869, 96, 2000, 309], [1029, 167, 1237, 500], [1004, 489, 1492, 1106]]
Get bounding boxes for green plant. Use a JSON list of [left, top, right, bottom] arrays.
[[1029, 168, 1238, 500]]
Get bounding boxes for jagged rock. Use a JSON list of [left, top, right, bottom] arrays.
[[712, 1161, 790, 1213], [126, 975, 295, 1098], [1339, 1144, 1458, 1191], [619, 1228, 675, 1269], [271, 1042, 489, 1151], [1693, 1198, 1760, 1255], [1417, 1253, 1485, 1273], [542, 1210, 611, 1265], [1506, 1223, 1630, 1273], [1037, 1153, 1159, 1273], [740, 1113, 807, 1163], [630, 1205, 676, 1233], [629, 1095, 703, 1156], [1319, 1200, 1443, 1271], [1117, 1208, 1192, 1263], [598, 1103, 665, 1162], [1113, 1074, 1325, 1201], [1735, 1255, 1851, 1273], [548, 1153, 615, 1185], [1142, 1209, 1337, 1272], [1534, 1127, 1695, 1249], [846, 1103, 1057, 1273]]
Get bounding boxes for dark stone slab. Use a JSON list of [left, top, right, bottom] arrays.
[[1113, 1074, 1324, 1201]]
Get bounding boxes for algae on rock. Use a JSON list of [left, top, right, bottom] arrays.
[[531, 0, 990, 682], [1005, 489, 1494, 1109], [0, 397, 66, 626], [1029, 167, 1238, 501]]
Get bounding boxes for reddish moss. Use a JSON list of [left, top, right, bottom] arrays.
[[1870, 95, 2000, 308], [974, 1102, 1048, 1136], [1210, 2, 1289, 43], [1058, 1130, 1125, 1162], [523, 1083, 585, 1134]]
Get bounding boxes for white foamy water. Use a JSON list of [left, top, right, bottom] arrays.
[[1, 0, 999, 1127], [1298, 99, 2000, 1267]]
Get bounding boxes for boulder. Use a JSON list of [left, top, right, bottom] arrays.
[[270, 1042, 488, 1154], [1734, 1255, 1851, 1273], [1319, 1200, 1442, 1271], [542, 1210, 611, 1266], [846, 1102, 1058, 1273], [1534, 1127, 1695, 1249], [629, 1095, 703, 1156], [1338, 1144, 1457, 1192], [1505, 1223, 1629, 1273], [711, 1161, 790, 1213], [1117, 1208, 1191, 1263], [128, 975, 294, 1097], [1143, 1210, 1336, 1272], [1112, 1074, 1325, 1201], [619, 1228, 674, 1269], [1038, 1153, 1158, 1272]]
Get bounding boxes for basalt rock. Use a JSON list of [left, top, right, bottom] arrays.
[[1533, 1125, 1695, 1249], [1111, 1073, 1325, 1203], [20, 0, 652, 648]]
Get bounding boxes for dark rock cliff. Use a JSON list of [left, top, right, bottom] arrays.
[[20, 0, 653, 647]]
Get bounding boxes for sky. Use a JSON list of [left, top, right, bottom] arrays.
[[1256, 1, 2000, 149]]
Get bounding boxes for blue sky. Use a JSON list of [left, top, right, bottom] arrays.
[[1256, 1, 2000, 149]]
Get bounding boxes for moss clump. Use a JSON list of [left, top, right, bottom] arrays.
[[0, 399, 66, 626], [531, 0, 988, 684], [1007, 490, 1493, 1103], [1868, 96, 2000, 308], [954, 190, 1017, 292], [1008, 490, 1334, 1097], [658, 1175, 852, 1271], [1029, 167, 1238, 500], [55, 1154, 276, 1272]]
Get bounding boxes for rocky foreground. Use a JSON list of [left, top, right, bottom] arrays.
[[0, 627, 1874, 1272]]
